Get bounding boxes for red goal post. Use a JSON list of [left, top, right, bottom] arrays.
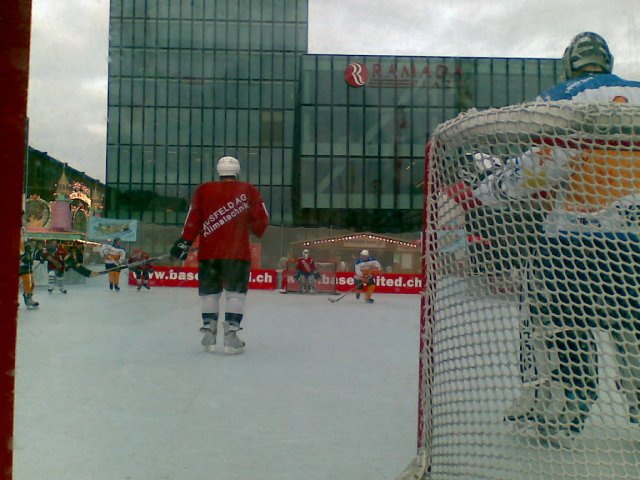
[[398, 101, 640, 480]]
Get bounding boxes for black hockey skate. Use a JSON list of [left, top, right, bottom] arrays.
[[23, 294, 39, 310]]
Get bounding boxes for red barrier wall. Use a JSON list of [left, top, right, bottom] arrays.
[[128, 267, 276, 289], [129, 267, 421, 294]]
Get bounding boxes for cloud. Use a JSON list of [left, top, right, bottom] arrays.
[[308, 0, 640, 77], [28, 0, 109, 181], [27, 0, 640, 183]]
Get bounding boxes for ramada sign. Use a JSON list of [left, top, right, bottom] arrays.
[[345, 61, 463, 89]]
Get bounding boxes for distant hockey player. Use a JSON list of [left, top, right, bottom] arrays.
[[19, 241, 40, 309], [294, 249, 321, 293], [170, 155, 269, 354], [468, 32, 640, 438], [67, 241, 84, 267], [128, 248, 153, 291], [101, 238, 126, 291], [42, 240, 68, 294], [354, 250, 382, 304]]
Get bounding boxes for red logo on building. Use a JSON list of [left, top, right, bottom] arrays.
[[345, 63, 369, 87]]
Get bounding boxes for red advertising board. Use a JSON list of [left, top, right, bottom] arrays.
[[130, 267, 421, 294], [129, 267, 276, 289], [335, 272, 422, 294]]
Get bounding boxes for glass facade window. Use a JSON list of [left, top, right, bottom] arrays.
[[294, 54, 561, 231], [107, 0, 307, 225], [107, 0, 561, 231]]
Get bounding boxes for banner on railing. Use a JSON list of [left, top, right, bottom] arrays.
[[88, 217, 138, 242], [129, 267, 421, 294], [335, 272, 422, 294], [128, 266, 276, 289]]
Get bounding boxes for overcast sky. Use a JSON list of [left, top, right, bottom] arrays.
[[27, 0, 640, 183]]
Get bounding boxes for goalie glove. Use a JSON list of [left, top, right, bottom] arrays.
[[170, 237, 192, 261]]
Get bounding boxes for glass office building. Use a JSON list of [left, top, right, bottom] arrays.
[[106, 0, 562, 232], [296, 54, 561, 231]]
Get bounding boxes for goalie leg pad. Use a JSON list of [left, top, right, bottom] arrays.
[[298, 274, 308, 292], [611, 325, 640, 422], [507, 261, 592, 431], [538, 328, 598, 435], [308, 275, 317, 292]]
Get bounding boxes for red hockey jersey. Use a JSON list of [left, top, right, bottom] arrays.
[[181, 180, 269, 261], [295, 257, 317, 273]]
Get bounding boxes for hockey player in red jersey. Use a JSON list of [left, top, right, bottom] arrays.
[[42, 240, 68, 294], [128, 248, 153, 291], [294, 249, 321, 293], [170, 156, 269, 354]]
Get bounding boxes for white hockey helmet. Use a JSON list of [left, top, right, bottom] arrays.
[[302, 249, 309, 256], [562, 32, 613, 79], [217, 156, 241, 178], [360, 249, 369, 257]]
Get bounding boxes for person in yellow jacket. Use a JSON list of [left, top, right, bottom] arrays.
[[19, 240, 40, 309], [100, 238, 126, 291]]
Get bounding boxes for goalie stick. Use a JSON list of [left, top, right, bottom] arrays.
[[70, 254, 170, 278]]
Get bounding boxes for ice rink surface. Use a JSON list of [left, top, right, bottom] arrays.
[[13, 277, 420, 480]]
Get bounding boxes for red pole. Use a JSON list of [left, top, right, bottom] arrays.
[[0, 1, 32, 479]]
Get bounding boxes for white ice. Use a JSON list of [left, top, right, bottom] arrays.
[[13, 276, 420, 480]]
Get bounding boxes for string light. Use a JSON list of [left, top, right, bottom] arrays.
[[297, 233, 418, 249]]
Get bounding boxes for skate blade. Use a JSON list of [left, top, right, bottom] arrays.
[[203, 345, 216, 353]]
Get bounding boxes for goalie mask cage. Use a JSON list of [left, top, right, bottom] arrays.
[[404, 101, 640, 480], [284, 260, 337, 294]]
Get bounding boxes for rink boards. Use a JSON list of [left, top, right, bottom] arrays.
[[127, 266, 422, 293]]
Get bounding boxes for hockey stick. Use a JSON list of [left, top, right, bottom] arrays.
[[328, 286, 359, 303], [91, 253, 170, 277], [68, 254, 170, 278]]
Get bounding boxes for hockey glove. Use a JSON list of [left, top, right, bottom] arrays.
[[170, 237, 192, 261]]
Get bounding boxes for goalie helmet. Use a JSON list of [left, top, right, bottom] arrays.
[[302, 249, 309, 257], [562, 32, 613, 79], [217, 156, 241, 178]]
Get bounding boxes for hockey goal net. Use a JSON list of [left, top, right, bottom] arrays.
[[284, 260, 337, 294], [403, 101, 640, 479]]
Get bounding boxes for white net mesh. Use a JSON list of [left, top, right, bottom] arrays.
[[419, 101, 640, 479]]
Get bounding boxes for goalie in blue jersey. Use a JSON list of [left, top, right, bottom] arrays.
[[476, 33, 640, 440]]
